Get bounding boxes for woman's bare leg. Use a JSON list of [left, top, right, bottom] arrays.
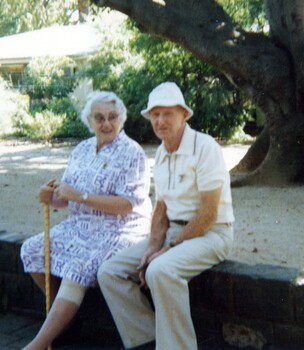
[[30, 272, 61, 304], [22, 279, 87, 350], [22, 298, 80, 350]]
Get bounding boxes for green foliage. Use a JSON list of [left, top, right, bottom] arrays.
[[77, 12, 134, 89], [217, 0, 267, 32], [12, 56, 89, 141], [49, 97, 90, 138], [79, 14, 254, 142], [0, 0, 79, 37], [18, 110, 66, 142], [12, 95, 90, 141], [0, 77, 31, 136], [22, 56, 77, 100], [77, 12, 156, 142], [2, 6, 260, 142], [128, 31, 251, 139], [228, 125, 254, 144], [0, 77, 15, 133]]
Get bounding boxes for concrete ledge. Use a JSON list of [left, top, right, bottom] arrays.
[[189, 261, 304, 348], [1, 231, 303, 348]]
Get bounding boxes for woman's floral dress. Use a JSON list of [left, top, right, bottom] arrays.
[[21, 131, 152, 287]]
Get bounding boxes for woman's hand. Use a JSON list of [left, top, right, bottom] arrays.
[[38, 179, 56, 204], [53, 181, 79, 203]]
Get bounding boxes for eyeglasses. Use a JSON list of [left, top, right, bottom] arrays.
[[93, 113, 119, 124]]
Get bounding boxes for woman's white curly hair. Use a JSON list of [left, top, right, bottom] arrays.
[[80, 90, 127, 133]]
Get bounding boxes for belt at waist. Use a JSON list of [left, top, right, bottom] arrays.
[[170, 220, 233, 227], [170, 220, 189, 226]]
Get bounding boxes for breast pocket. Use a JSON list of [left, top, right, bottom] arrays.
[[174, 161, 198, 197]]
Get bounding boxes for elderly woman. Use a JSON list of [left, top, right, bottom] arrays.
[[20, 91, 152, 350]]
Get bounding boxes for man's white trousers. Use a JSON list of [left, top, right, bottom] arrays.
[[98, 223, 233, 350]]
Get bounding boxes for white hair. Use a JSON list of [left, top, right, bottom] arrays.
[[80, 90, 127, 132]]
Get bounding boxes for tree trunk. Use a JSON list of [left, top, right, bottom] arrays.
[[231, 126, 270, 174], [231, 114, 304, 186]]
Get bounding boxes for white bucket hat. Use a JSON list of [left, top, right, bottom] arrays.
[[141, 82, 193, 120]]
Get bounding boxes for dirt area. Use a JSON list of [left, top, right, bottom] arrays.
[[0, 139, 303, 270]]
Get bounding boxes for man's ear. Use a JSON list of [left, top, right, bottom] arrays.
[[183, 108, 189, 120]]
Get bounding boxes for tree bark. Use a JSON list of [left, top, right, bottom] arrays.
[[232, 120, 304, 186], [92, 0, 304, 185], [231, 126, 270, 174]]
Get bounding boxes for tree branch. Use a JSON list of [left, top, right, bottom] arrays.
[[92, 0, 292, 101]]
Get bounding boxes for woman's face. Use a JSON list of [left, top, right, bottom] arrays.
[[90, 102, 121, 148]]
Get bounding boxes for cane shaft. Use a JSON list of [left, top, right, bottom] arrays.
[[44, 204, 52, 350]]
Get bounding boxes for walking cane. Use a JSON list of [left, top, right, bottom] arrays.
[[44, 202, 52, 350]]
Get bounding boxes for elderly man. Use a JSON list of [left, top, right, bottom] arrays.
[[98, 82, 234, 350]]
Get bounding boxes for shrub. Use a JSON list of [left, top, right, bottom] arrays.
[[15, 110, 65, 142], [50, 97, 90, 138], [0, 77, 30, 136], [22, 56, 77, 100], [11, 56, 91, 141]]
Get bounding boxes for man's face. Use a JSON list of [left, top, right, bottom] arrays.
[[148, 106, 188, 144]]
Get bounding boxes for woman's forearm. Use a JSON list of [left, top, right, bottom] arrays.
[[50, 194, 68, 209], [54, 182, 133, 216], [81, 193, 132, 216]]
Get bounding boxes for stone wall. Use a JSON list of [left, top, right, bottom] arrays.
[[1, 231, 303, 349]]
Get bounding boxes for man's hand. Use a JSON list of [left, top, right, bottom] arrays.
[[137, 246, 170, 288], [137, 248, 155, 289], [146, 246, 170, 264]]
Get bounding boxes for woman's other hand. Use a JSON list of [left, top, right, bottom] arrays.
[[53, 181, 79, 203]]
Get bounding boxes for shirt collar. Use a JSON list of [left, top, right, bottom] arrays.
[[158, 124, 196, 163]]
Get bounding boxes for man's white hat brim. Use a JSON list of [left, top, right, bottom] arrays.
[[140, 82, 193, 120], [141, 102, 193, 120]]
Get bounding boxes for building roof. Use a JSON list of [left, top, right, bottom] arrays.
[[0, 24, 101, 65]]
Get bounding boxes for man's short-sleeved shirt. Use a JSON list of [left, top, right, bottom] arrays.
[[154, 124, 234, 223]]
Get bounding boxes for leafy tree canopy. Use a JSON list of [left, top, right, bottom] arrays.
[[0, 0, 94, 36]]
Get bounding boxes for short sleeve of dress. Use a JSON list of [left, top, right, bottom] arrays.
[[115, 148, 150, 208], [196, 135, 226, 191]]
